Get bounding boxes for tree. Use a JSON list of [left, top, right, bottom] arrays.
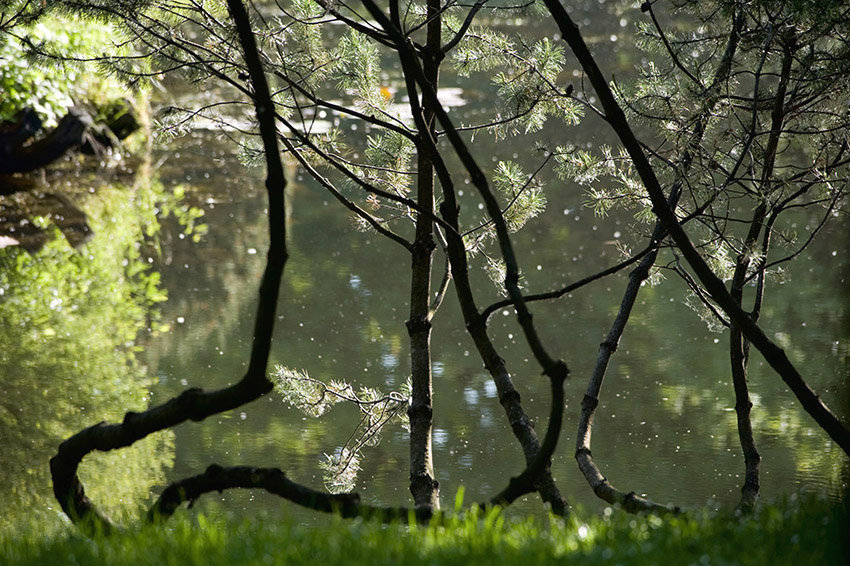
[[38, 0, 848, 534], [543, 0, 850, 512]]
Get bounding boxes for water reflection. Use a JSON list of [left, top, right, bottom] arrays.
[[141, 129, 847, 520], [0, 174, 178, 534]]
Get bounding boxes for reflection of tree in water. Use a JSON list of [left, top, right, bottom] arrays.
[[0, 178, 182, 534], [138, 135, 272, 372], [0, 187, 94, 253], [590, 234, 850, 503]]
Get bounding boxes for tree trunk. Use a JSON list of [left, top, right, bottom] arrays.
[[51, 0, 289, 534], [406, 0, 441, 510], [730, 324, 760, 513], [729, 205, 769, 514], [574, 8, 742, 512]]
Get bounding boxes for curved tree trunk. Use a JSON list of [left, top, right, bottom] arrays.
[[50, 0, 289, 534], [575, 7, 742, 513], [575, 242, 678, 514]]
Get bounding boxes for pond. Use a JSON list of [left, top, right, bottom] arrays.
[[1, 0, 848, 532], [140, 130, 849, 523]]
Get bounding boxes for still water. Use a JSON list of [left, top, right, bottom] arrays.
[[1, 1, 849, 532], [138, 129, 848, 524]]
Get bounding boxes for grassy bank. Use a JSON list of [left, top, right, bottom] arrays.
[[2, 495, 846, 566]]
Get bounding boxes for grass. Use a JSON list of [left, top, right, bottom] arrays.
[[1, 494, 846, 566]]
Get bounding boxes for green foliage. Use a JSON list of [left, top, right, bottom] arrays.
[[0, 178, 200, 535], [452, 23, 583, 137], [450, 19, 513, 75], [561, 0, 850, 335], [0, 15, 125, 126], [272, 366, 410, 493], [269, 0, 334, 92], [153, 185, 208, 244], [64, 0, 575, 255], [0, 38, 72, 127], [460, 160, 543, 292], [493, 161, 547, 233], [361, 130, 416, 197], [1, 495, 845, 566], [333, 31, 387, 113], [483, 255, 526, 295], [553, 144, 647, 219], [483, 255, 508, 289]]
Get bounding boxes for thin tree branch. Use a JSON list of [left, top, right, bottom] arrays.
[[481, 243, 654, 322], [441, 0, 486, 55], [275, 124, 413, 251], [644, 2, 703, 88]]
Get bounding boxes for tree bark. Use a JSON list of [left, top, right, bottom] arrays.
[[575, 7, 742, 513], [149, 464, 433, 523], [727, 30, 793, 504], [404, 0, 441, 511], [575, 244, 679, 515], [728, 207, 770, 515]]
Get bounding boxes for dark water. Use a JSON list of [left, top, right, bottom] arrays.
[[1, 1, 848, 532]]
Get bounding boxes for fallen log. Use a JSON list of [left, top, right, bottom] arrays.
[[0, 107, 92, 178]]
